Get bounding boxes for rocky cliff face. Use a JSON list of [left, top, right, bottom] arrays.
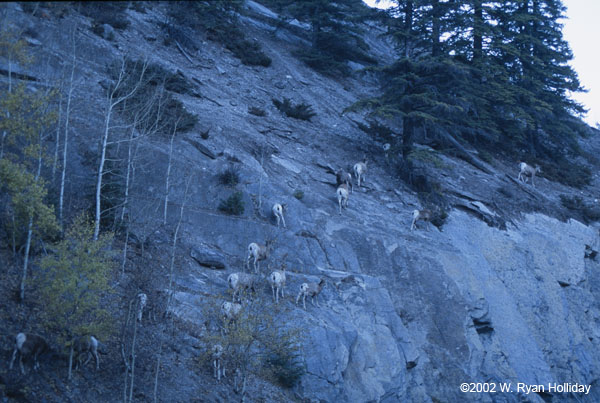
[[2, 2, 600, 402]]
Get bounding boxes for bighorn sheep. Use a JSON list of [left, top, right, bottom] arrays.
[[73, 335, 102, 370], [353, 158, 368, 188], [221, 301, 242, 323], [212, 344, 225, 382], [246, 240, 273, 273], [9, 333, 50, 374], [272, 203, 286, 228], [336, 169, 353, 193], [227, 272, 257, 302], [137, 292, 147, 323], [220, 301, 242, 335], [518, 162, 541, 187], [336, 183, 349, 215], [296, 278, 326, 310], [268, 263, 287, 303], [411, 209, 432, 231]]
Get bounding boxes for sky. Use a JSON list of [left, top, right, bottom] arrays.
[[562, 0, 600, 127], [363, 0, 599, 128]]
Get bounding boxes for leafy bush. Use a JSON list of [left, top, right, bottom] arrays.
[[218, 192, 245, 215], [37, 213, 115, 345], [560, 195, 600, 223], [293, 190, 304, 200], [541, 159, 592, 189], [429, 209, 449, 229], [266, 348, 305, 388], [168, 2, 271, 67], [294, 48, 351, 77], [79, 2, 130, 30], [218, 167, 240, 187], [295, 31, 377, 77], [272, 98, 316, 121]]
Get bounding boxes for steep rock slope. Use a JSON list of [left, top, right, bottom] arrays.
[[2, 2, 600, 402]]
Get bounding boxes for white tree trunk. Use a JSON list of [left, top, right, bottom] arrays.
[[60, 58, 75, 229]]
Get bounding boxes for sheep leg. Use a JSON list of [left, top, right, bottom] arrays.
[[93, 350, 100, 370], [281, 215, 286, 228], [83, 352, 92, 366], [271, 284, 276, 302], [9, 348, 17, 370], [33, 352, 40, 371], [19, 354, 25, 375], [303, 294, 307, 310]]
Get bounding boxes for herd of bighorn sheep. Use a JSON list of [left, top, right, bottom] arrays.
[[8, 332, 106, 375], [8, 152, 541, 383], [210, 156, 542, 381]]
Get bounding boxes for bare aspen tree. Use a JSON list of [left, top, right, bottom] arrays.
[[119, 82, 168, 274], [163, 116, 181, 225], [154, 171, 193, 400], [94, 58, 148, 240], [258, 146, 265, 210], [167, 172, 193, 308], [20, 86, 58, 301], [52, 80, 63, 180], [59, 35, 77, 229], [0, 22, 30, 159]]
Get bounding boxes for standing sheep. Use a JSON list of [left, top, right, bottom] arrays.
[[272, 203, 286, 228], [9, 333, 50, 374], [411, 209, 432, 231], [296, 278, 326, 310], [336, 169, 353, 193], [336, 184, 349, 215], [517, 162, 541, 187], [246, 240, 274, 273], [212, 344, 225, 382], [268, 263, 287, 303], [73, 335, 103, 371], [227, 272, 257, 302], [353, 158, 368, 188]]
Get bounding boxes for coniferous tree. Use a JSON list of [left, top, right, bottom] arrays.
[[355, 0, 587, 177]]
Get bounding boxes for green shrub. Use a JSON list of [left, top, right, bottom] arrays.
[[266, 349, 305, 388], [79, 2, 130, 30], [560, 195, 600, 223], [219, 192, 245, 215], [429, 209, 448, 229], [272, 98, 316, 121], [293, 190, 304, 200], [168, 2, 271, 67], [540, 159, 591, 189], [218, 167, 240, 187]]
